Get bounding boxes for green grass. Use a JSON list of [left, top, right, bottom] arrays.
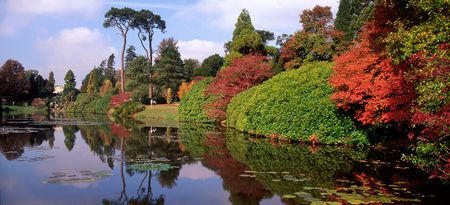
[[134, 104, 179, 127], [2, 105, 48, 115]]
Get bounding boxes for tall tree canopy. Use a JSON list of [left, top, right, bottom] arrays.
[[103, 7, 137, 93], [280, 5, 341, 70], [105, 53, 116, 85], [47, 71, 55, 95], [63, 69, 78, 102], [153, 38, 184, 94], [125, 45, 138, 68], [229, 9, 264, 55], [335, 0, 374, 43], [183, 58, 200, 81], [131, 9, 166, 100], [194, 54, 224, 77], [232, 9, 255, 40], [0, 59, 29, 102], [126, 56, 151, 103]]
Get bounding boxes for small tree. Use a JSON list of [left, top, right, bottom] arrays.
[[63, 69, 78, 102]]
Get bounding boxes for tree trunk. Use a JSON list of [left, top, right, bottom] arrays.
[[120, 33, 127, 93], [148, 33, 154, 102]]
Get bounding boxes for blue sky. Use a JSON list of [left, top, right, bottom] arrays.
[[0, 0, 338, 86]]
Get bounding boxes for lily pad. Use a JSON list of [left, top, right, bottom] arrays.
[[43, 170, 112, 184], [282, 194, 297, 199], [127, 163, 173, 172]]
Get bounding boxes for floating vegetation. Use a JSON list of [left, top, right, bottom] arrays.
[[31, 119, 104, 126], [27, 146, 60, 151], [0, 126, 48, 134], [42, 170, 112, 184], [290, 180, 421, 205], [15, 154, 55, 162], [282, 194, 297, 199], [239, 174, 256, 178], [127, 163, 174, 172]]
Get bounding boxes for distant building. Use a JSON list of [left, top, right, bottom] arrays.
[[54, 85, 64, 94]]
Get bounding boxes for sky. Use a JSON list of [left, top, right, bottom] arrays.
[[0, 0, 339, 86]]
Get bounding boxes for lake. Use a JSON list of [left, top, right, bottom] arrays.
[[0, 114, 448, 205]]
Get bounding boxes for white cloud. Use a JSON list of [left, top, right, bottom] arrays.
[[107, 1, 182, 10], [0, 0, 103, 35], [4, 0, 102, 15], [178, 0, 339, 35], [36, 27, 116, 87], [178, 39, 224, 61]]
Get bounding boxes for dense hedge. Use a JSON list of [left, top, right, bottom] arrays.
[[111, 101, 145, 119], [178, 78, 215, 123], [66, 93, 112, 114], [227, 62, 368, 145]]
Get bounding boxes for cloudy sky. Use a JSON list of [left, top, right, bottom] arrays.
[[0, 0, 338, 86]]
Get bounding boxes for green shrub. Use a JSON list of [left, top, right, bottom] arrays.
[[227, 62, 368, 145], [112, 101, 145, 119], [178, 78, 216, 123], [66, 93, 112, 114]]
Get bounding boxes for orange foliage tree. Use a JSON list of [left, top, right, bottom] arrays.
[[329, 4, 415, 126], [177, 80, 196, 100]]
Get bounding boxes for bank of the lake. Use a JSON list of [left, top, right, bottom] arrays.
[[134, 104, 179, 127], [2, 105, 48, 115]]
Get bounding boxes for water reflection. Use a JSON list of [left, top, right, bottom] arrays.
[[0, 115, 449, 204]]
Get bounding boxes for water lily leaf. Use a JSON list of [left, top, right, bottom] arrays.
[[282, 194, 296, 199], [127, 163, 173, 172]]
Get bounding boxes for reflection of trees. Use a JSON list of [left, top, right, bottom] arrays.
[[62, 125, 78, 151], [125, 127, 186, 188], [0, 127, 54, 160], [179, 124, 272, 205], [104, 123, 192, 205], [78, 124, 116, 169], [226, 130, 368, 196]]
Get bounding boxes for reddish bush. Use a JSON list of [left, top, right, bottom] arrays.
[[110, 123, 130, 139], [329, 19, 415, 126], [110, 92, 131, 108], [206, 55, 273, 122]]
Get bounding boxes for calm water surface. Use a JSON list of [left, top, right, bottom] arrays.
[[0, 114, 449, 205]]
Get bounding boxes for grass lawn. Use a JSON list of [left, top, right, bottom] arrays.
[[134, 104, 179, 127], [2, 105, 48, 115]]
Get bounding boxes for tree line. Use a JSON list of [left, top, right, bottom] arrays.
[[0, 59, 55, 106]]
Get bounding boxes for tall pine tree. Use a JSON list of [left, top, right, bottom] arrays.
[[153, 38, 184, 101]]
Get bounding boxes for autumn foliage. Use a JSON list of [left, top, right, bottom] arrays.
[[206, 55, 273, 122], [329, 4, 415, 126], [330, 1, 449, 180], [280, 5, 343, 70], [177, 80, 196, 100], [110, 92, 131, 108]]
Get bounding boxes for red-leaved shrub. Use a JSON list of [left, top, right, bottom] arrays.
[[110, 92, 131, 108], [206, 55, 273, 122]]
